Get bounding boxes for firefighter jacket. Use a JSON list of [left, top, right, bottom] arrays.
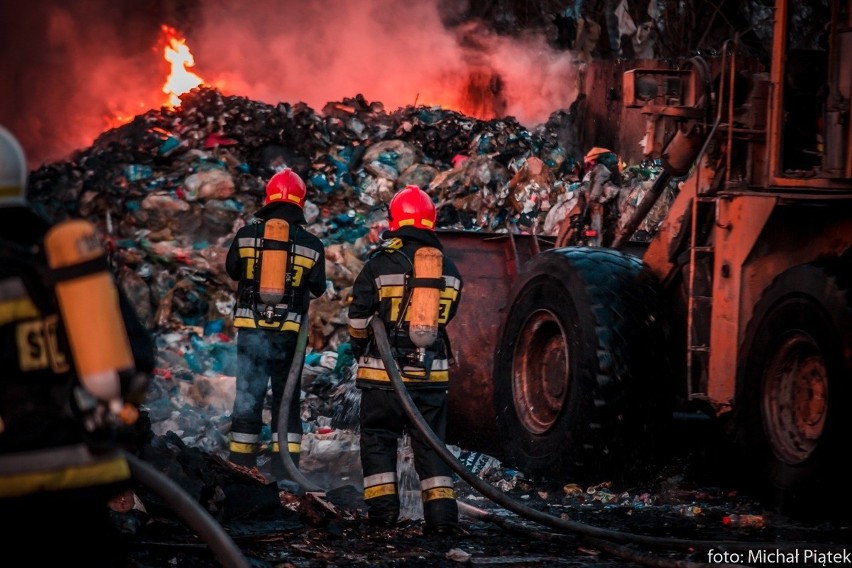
[[0, 206, 155, 499], [225, 202, 327, 332], [347, 226, 463, 390]]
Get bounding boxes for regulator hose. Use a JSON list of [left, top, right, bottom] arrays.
[[276, 320, 326, 493], [368, 318, 797, 566], [125, 452, 250, 568]]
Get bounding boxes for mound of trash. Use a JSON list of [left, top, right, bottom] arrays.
[[26, 86, 672, 458]]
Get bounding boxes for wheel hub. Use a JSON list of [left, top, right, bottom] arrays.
[[512, 309, 569, 434], [762, 333, 828, 465]]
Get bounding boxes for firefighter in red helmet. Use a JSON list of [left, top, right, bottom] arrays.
[[225, 168, 326, 480], [386, 183, 437, 230], [347, 185, 464, 535], [263, 168, 307, 207], [0, 125, 155, 564]]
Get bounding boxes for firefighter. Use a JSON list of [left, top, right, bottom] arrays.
[[347, 185, 464, 535], [0, 125, 155, 564], [225, 168, 327, 478]]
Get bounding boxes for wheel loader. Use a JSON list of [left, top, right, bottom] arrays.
[[441, 0, 852, 517]]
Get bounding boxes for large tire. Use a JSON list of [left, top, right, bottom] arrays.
[[493, 247, 673, 484], [737, 263, 852, 519]]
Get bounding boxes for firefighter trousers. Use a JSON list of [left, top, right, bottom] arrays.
[[230, 328, 302, 467], [359, 387, 458, 530]]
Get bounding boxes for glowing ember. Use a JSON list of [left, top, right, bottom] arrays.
[[161, 25, 204, 107]]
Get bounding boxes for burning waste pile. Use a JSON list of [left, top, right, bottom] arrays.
[[27, 84, 673, 450], [25, 86, 678, 539]]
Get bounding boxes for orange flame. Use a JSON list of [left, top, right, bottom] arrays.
[[161, 25, 204, 107]]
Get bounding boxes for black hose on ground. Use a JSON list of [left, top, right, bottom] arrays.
[[125, 452, 250, 568], [369, 318, 788, 567], [271, 316, 806, 566], [276, 320, 326, 494], [458, 501, 731, 568]]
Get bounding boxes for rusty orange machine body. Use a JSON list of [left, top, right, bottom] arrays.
[[442, 0, 852, 517]]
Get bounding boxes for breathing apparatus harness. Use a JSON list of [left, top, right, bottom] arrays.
[[381, 241, 450, 381], [0, 222, 142, 439], [250, 218, 305, 325]]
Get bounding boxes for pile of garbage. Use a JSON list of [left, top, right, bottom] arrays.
[[26, 86, 674, 460]]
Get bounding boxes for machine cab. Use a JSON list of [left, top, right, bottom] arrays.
[[771, 0, 851, 183]]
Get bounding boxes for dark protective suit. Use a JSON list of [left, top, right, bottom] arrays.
[[225, 202, 326, 472], [347, 226, 463, 532], [0, 205, 155, 565]]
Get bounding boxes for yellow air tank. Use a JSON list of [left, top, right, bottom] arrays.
[[408, 247, 443, 350], [44, 219, 134, 408], [259, 219, 290, 307]]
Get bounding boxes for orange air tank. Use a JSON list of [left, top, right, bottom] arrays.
[[258, 219, 290, 306], [44, 219, 134, 406], [409, 246, 443, 349]]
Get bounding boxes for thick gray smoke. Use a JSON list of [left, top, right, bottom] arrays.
[[1, 0, 579, 169]]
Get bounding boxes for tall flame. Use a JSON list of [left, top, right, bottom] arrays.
[[161, 25, 204, 107]]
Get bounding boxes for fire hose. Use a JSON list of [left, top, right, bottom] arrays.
[[363, 318, 823, 568], [125, 452, 250, 568], [276, 320, 326, 494], [274, 318, 810, 567]]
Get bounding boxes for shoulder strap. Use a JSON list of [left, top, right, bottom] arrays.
[[251, 219, 262, 286], [391, 249, 415, 332]]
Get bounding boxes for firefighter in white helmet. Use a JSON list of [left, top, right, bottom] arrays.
[[347, 185, 464, 535], [0, 125, 155, 564], [225, 168, 327, 479]]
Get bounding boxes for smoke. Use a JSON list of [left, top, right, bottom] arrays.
[[0, 0, 168, 168], [1, 0, 580, 169]]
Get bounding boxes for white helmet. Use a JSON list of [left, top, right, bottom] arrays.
[[0, 125, 27, 207]]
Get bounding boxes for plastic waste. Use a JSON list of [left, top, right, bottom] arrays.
[[125, 164, 153, 181], [676, 504, 702, 517], [722, 514, 765, 528], [457, 450, 501, 478]]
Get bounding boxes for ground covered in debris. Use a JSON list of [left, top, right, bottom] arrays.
[[106, 415, 852, 568]]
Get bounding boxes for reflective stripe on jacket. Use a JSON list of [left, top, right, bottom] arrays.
[[225, 204, 327, 332], [0, 444, 130, 498], [347, 228, 463, 390]]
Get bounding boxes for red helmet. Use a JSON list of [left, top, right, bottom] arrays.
[[388, 185, 436, 231], [265, 168, 306, 207]]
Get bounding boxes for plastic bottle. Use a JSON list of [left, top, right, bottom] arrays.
[[722, 514, 765, 528]]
